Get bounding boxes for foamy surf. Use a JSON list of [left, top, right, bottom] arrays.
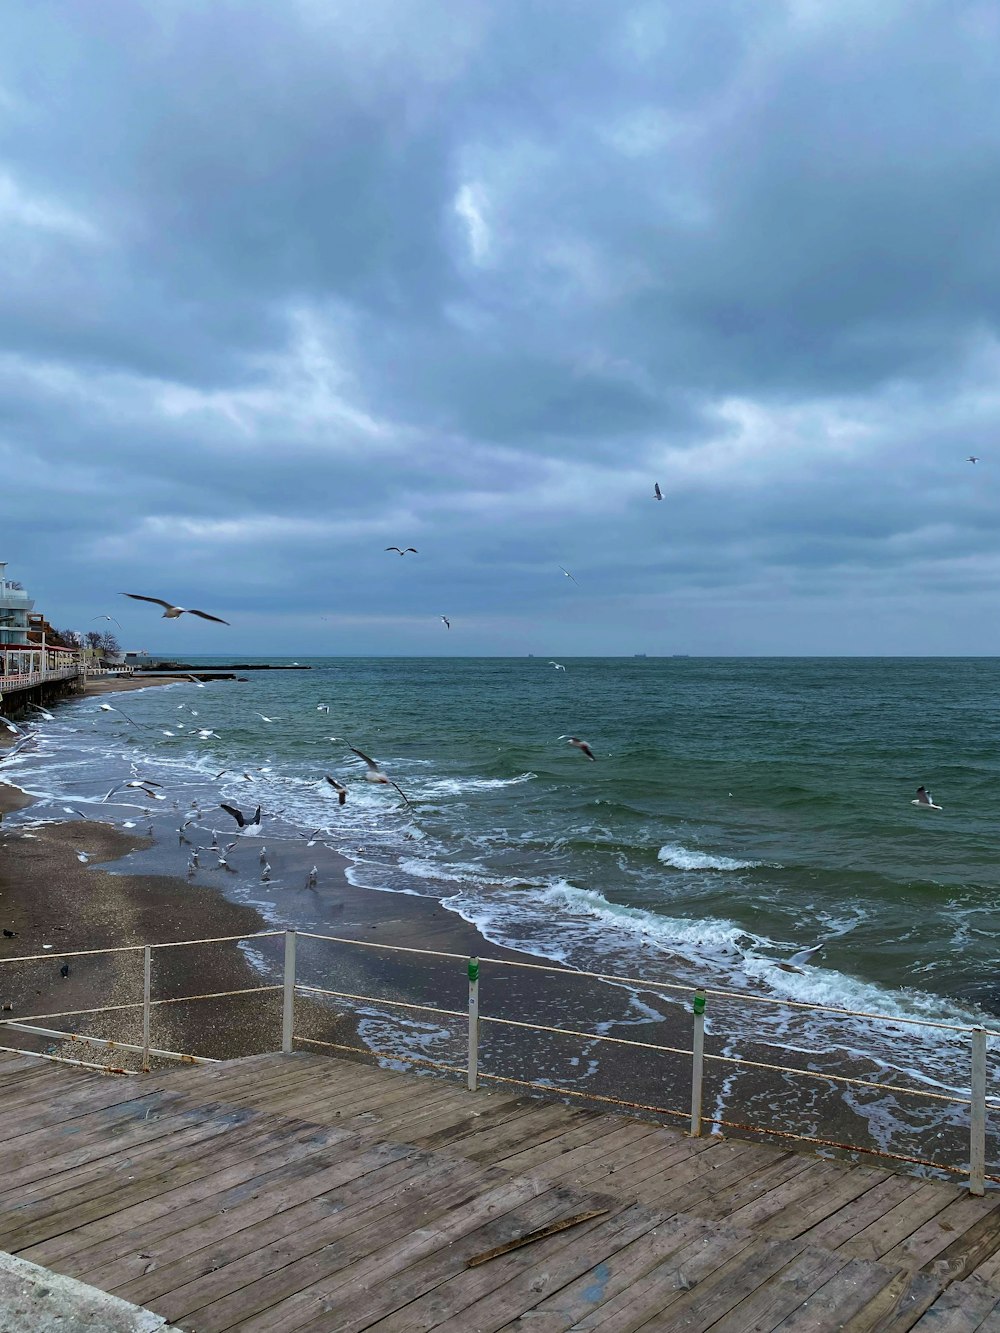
[[657, 842, 762, 871]]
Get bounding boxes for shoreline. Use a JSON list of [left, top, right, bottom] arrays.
[[0, 703, 985, 1181]]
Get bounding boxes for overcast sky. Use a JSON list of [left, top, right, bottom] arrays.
[[2, 1, 999, 655]]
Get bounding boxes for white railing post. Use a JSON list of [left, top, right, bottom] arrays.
[[282, 930, 296, 1053], [467, 957, 480, 1091], [141, 945, 151, 1072], [970, 1025, 987, 1195], [690, 989, 706, 1136]]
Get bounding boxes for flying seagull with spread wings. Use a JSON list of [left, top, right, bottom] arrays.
[[325, 776, 349, 805], [122, 594, 229, 624], [559, 566, 579, 585], [441, 616, 450, 629], [559, 735, 596, 761], [385, 547, 418, 556], [219, 803, 262, 828], [912, 786, 943, 810], [968, 456, 979, 464], [91, 614, 123, 628], [342, 742, 413, 808]]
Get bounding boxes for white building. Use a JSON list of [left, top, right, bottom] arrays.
[[0, 562, 33, 646]]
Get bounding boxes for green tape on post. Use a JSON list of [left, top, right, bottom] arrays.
[[468, 957, 480, 983], [692, 990, 706, 1016]]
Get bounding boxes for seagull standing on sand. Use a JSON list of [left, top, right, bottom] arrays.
[[341, 743, 413, 809], [385, 547, 418, 556], [558, 735, 596, 761], [307, 866, 318, 888], [912, 786, 943, 810], [122, 594, 229, 624]]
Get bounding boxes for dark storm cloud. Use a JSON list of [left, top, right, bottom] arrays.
[[2, 0, 1000, 653]]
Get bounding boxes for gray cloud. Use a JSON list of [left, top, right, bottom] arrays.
[[1, 0, 999, 654]]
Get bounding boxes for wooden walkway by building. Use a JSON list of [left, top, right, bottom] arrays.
[[1, 1047, 999, 1331]]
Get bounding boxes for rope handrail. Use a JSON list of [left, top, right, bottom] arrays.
[[293, 931, 997, 1037], [294, 980, 990, 1111], [2, 984, 283, 1026], [0, 930, 285, 966]]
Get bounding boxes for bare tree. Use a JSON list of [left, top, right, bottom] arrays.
[[85, 631, 104, 650], [99, 631, 121, 656]]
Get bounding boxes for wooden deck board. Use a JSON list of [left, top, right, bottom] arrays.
[[0, 1048, 995, 1331]]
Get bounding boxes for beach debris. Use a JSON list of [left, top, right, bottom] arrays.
[[324, 776, 348, 806], [98, 702, 139, 727], [340, 742, 412, 809], [549, 661, 566, 671], [558, 565, 579, 585], [385, 546, 418, 556], [466, 1209, 610, 1267], [2, 929, 16, 938], [122, 593, 230, 625], [91, 614, 123, 628], [912, 786, 943, 811], [558, 735, 596, 761], [220, 803, 262, 829], [102, 779, 164, 802], [441, 616, 450, 629], [654, 482, 663, 500], [76, 851, 90, 863], [60, 963, 70, 979]]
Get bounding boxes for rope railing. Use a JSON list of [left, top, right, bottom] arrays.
[[0, 926, 993, 1191]]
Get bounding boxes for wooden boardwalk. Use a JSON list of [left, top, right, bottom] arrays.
[[1, 1048, 999, 1331]]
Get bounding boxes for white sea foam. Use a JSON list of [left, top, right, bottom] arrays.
[[657, 842, 762, 871]]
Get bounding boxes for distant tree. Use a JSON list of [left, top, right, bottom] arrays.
[[99, 632, 121, 655], [85, 631, 104, 650], [51, 628, 81, 648]]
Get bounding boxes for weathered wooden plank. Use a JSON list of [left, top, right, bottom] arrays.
[[195, 1176, 583, 1333], [14, 1114, 347, 1262], [492, 1212, 709, 1333], [411, 1093, 575, 1152], [108, 1139, 453, 1304], [800, 1172, 932, 1251], [906, 1273, 1000, 1331], [842, 1270, 943, 1333], [768, 1257, 915, 1332], [762, 1165, 895, 1243], [880, 1194, 1000, 1276], [365, 1201, 663, 1333], [840, 1182, 960, 1262], [568, 1227, 760, 1331], [104, 1146, 482, 1301], [704, 1244, 849, 1333], [491, 1111, 652, 1174]]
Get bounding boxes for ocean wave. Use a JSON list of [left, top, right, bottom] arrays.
[[657, 842, 762, 871]]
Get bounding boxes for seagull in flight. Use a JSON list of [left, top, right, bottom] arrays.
[[559, 735, 596, 761], [0, 715, 26, 736], [342, 742, 413, 808], [559, 566, 579, 585], [654, 483, 663, 501], [968, 456, 979, 464], [182, 674, 206, 688], [316, 704, 330, 713], [219, 803, 262, 828], [441, 616, 450, 630], [27, 703, 55, 721], [122, 594, 229, 624], [91, 615, 123, 629], [255, 713, 279, 724], [385, 547, 418, 556], [101, 779, 164, 802], [325, 776, 349, 805], [912, 786, 943, 810], [98, 702, 139, 727], [549, 661, 566, 671]]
